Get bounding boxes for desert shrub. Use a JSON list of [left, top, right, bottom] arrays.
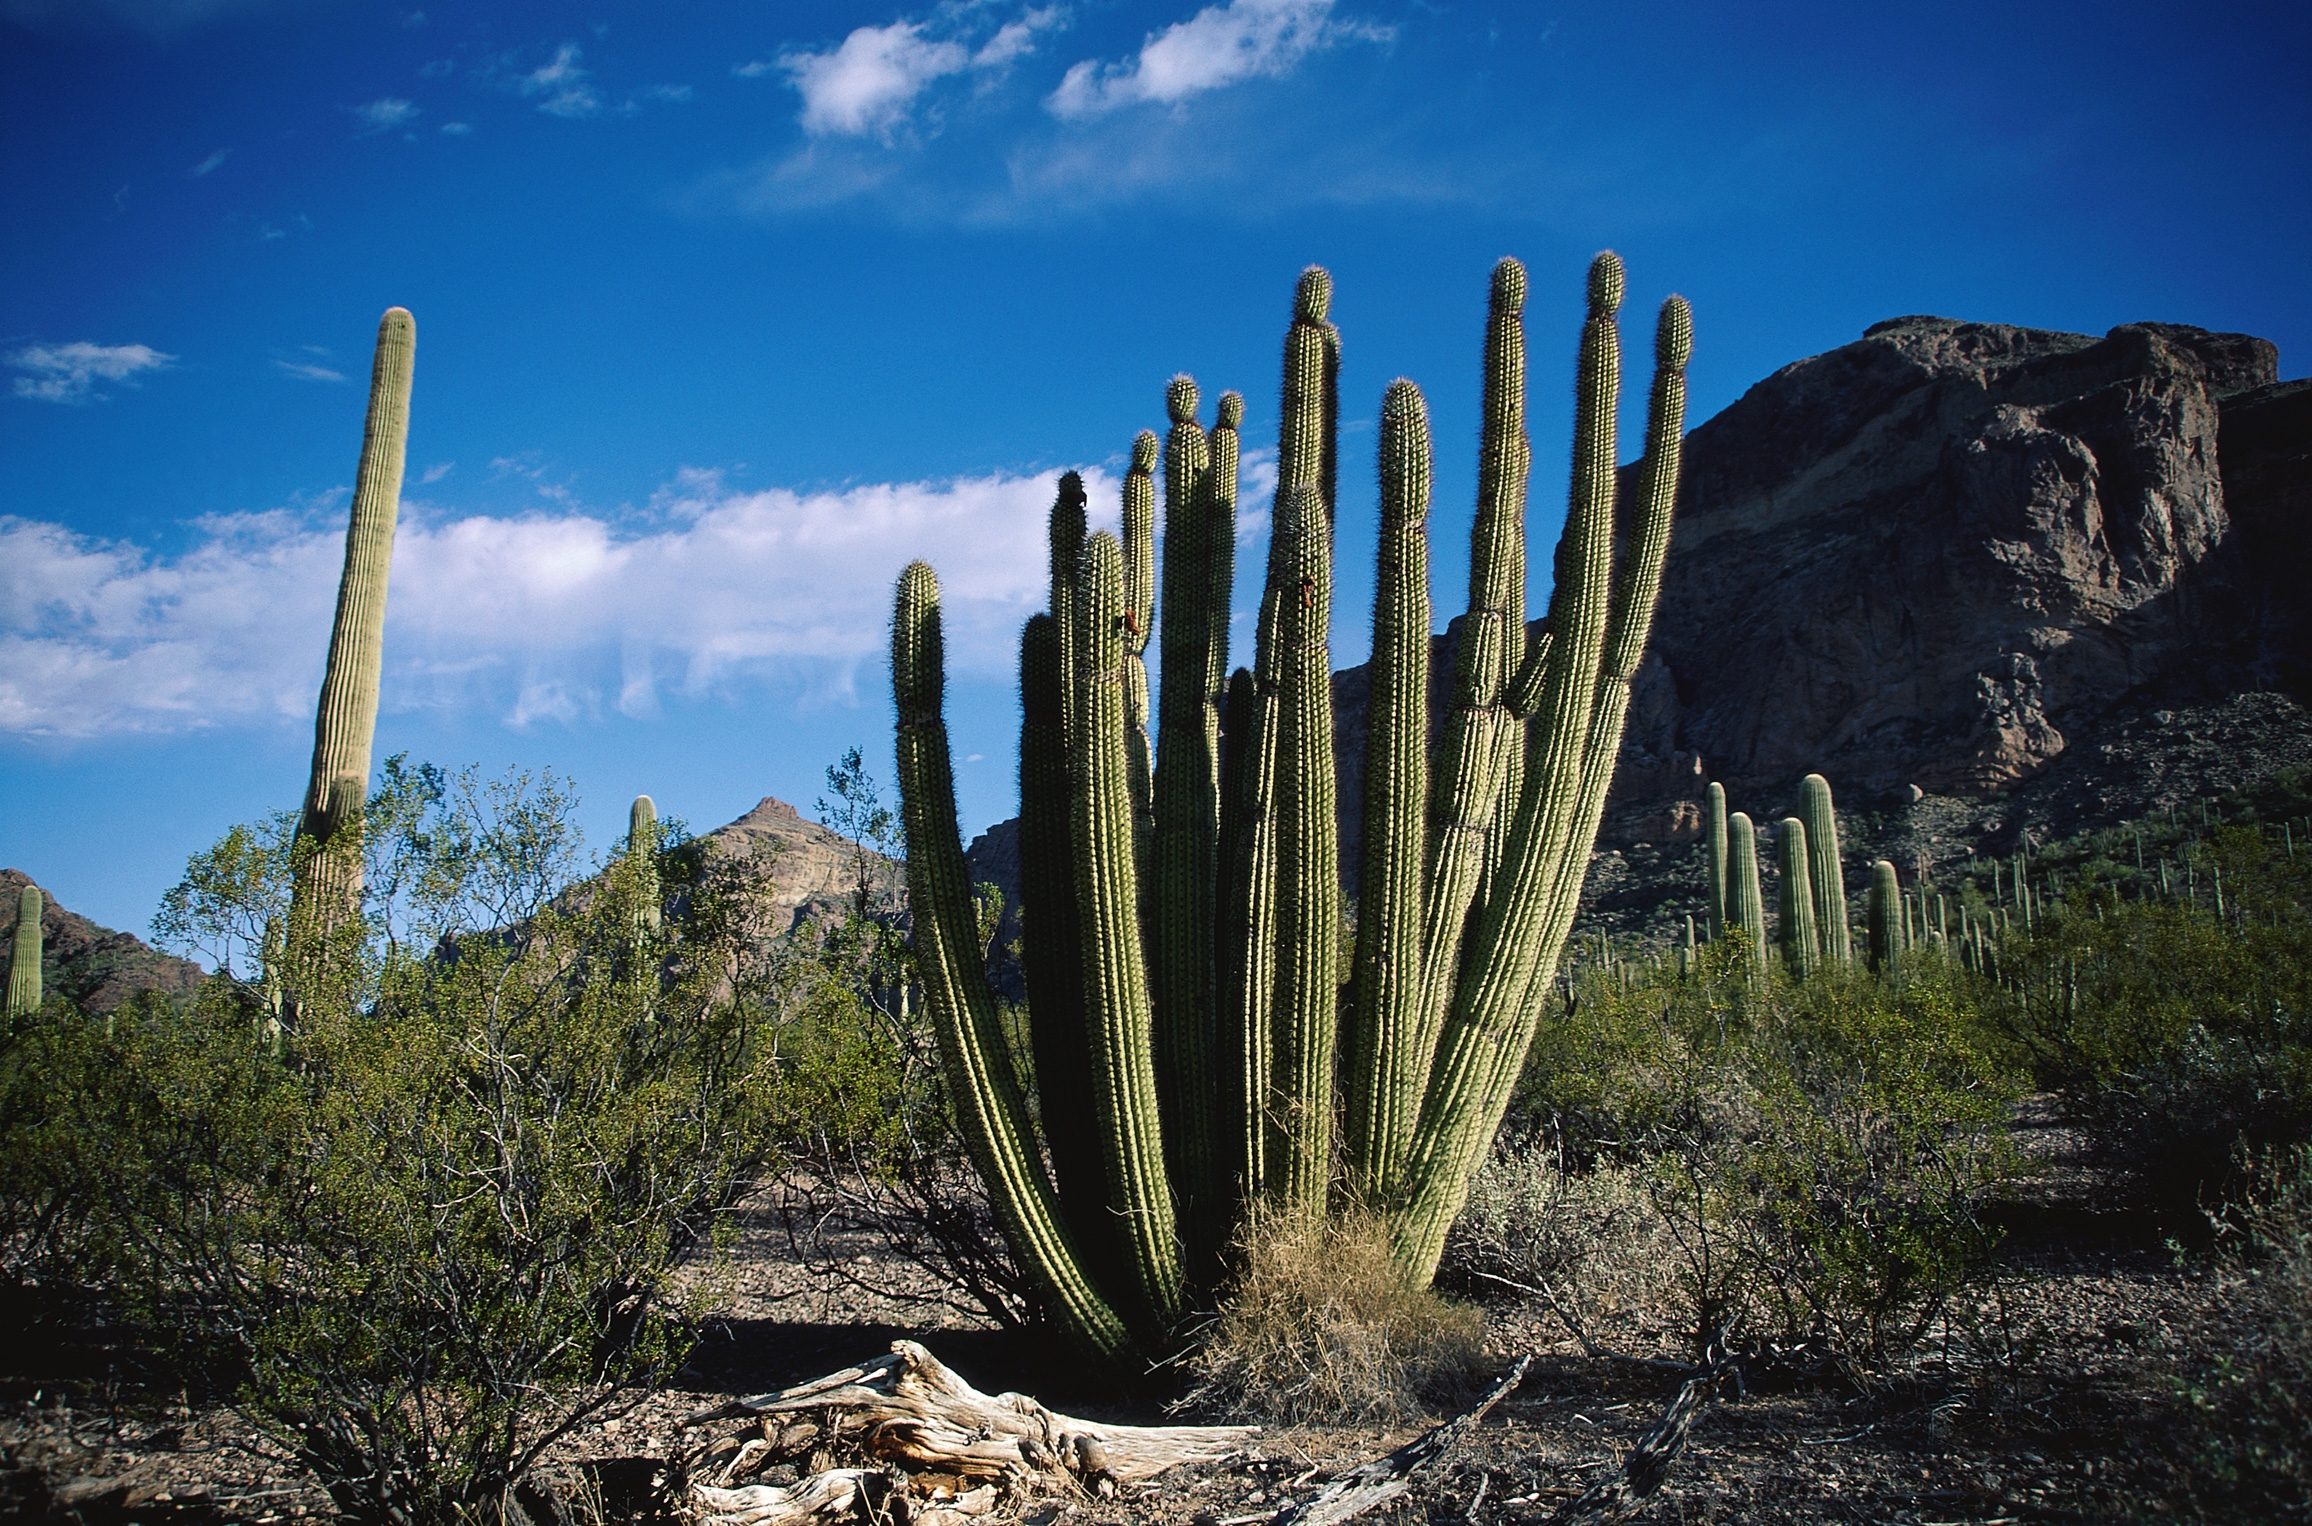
[[1184, 1207, 1487, 1426], [2169, 1144, 2312, 1521], [1978, 822, 2312, 1214], [82, 762, 784, 1524], [1499, 940, 2023, 1375]]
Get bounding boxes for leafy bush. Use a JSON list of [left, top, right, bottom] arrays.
[[1183, 1207, 1486, 1425], [1492, 941, 2023, 1376], [1975, 819, 2312, 1214], [54, 761, 787, 1524]]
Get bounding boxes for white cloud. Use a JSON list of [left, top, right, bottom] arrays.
[[274, 359, 344, 383], [1048, 0, 1383, 118], [778, 7, 1066, 138], [7, 341, 173, 404], [355, 96, 420, 131], [188, 148, 229, 177], [519, 42, 602, 117], [420, 461, 455, 483], [0, 466, 1121, 739], [440, 121, 472, 136]]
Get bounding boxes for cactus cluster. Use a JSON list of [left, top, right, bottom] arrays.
[[1705, 772, 1857, 974], [894, 254, 1692, 1362], [289, 307, 415, 938]]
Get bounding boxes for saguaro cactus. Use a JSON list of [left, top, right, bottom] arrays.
[[1799, 773, 1849, 964], [893, 255, 1691, 1361], [290, 307, 415, 934], [7, 886, 41, 1024], [629, 795, 663, 934], [1704, 781, 1728, 940]]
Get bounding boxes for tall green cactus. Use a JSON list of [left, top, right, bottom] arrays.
[[892, 254, 1691, 1361], [1777, 818, 1816, 977], [629, 795, 662, 934], [7, 885, 41, 1025], [1867, 859, 1903, 976], [290, 307, 414, 935], [1727, 810, 1767, 967], [1704, 780, 1728, 941], [1799, 774, 1848, 964]]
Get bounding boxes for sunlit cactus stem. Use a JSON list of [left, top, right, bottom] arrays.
[[1704, 780, 1728, 940], [629, 795, 662, 935], [290, 306, 415, 937], [1728, 811, 1767, 967], [1867, 859, 1903, 977], [7, 886, 41, 1026], [1778, 817, 1816, 977], [1799, 773, 1848, 964]]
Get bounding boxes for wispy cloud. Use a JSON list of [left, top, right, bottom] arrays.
[[421, 461, 455, 484], [519, 43, 601, 118], [188, 148, 229, 177], [770, 6, 1065, 139], [354, 96, 420, 132], [273, 359, 344, 383], [440, 121, 472, 136], [1049, 0, 1385, 118], [0, 467, 1119, 738], [7, 341, 173, 404]]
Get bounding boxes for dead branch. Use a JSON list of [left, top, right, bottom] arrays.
[[1537, 1351, 1732, 1525], [1266, 1353, 1533, 1526], [677, 1341, 1257, 1526]]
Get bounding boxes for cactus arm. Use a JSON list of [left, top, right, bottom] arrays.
[[1343, 379, 1434, 1204], [1121, 433, 1160, 891], [1267, 484, 1340, 1217], [628, 795, 662, 934], [891, 562, 1134, 1363], [1778, 817, 1816, 977], [1150, 377, 1227, 1250], [1729, 811, 1768, 966], [1414, 259, 1532, 1070], [290, 307, 414, 931], [1800, 774, 1850, 964], [1018, 613, 1116, 1278], [1278, 268, 1335, 528], [1215, 663, 1273, 1203], [7, 886, 41, 1025], [1072, 532, 1187, 1331]]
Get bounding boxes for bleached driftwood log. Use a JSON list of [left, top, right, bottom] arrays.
[[677, 1341, 1257, 1526]]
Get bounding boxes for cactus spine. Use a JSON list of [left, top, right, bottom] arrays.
[[7, 886, 41, 1025], [1777, 818, 1816, 977], [1867, 859, 1903, 975], [290, 307, 414, 934], [892, 255, 1690, 1360], [1799, 773, 1848, 964], [1728, 811, 1767, 966]]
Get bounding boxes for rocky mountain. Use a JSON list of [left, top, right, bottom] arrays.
[[0, 869, 206, 1017], [701, 796, 885, 934]]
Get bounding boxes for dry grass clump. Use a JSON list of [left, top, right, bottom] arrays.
[[1181, 1209, 1488, 1427]]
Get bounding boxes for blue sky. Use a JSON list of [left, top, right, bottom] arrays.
[[3, 0, 2306, 943]]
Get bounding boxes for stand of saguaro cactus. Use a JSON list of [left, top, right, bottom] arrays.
[[894, 255, 1691, 1363], [288, 308, 415, 940], [7, 885, 41, 1025]]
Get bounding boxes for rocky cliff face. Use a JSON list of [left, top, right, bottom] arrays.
[[702, 796, 884, 933], [0, 868, 206, 1015]]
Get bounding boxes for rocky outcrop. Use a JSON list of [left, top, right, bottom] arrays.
[[703, 797, 882, 934], [1642, 317, 2275, 815], [2220, 378, 2312, 694], [0, 869, 206, 1016]]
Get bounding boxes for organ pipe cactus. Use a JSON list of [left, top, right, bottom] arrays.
[[290, 307, 414, 934], [893, 254, 1692, 1363], [1777, 818, 1816, 977], [1799, 773, 1849, 964], [7, 885, 40, 1025]]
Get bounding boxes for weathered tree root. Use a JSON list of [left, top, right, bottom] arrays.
[[1535, 1351, 1733, 1526], [1268, 1353, 1533, 1526], [675, 1342, 1257, 1526]]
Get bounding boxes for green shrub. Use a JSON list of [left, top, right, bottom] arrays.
[[1500, 941, 2023, 1375], [82, 762, 784, 1524]]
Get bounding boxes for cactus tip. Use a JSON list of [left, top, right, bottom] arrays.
[[1586, 252, 1625, 319], [1166, 373, 1199, 423], [1489, 257, 1527, 315], [1131, 430, 1160, 472], [1216, 391, 1244, 429], [1294, 265, 1332, 323], [1657, 295, 1693, 369], [1057, 470, 1087, 509], [1382, 377, 1424, 419]]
